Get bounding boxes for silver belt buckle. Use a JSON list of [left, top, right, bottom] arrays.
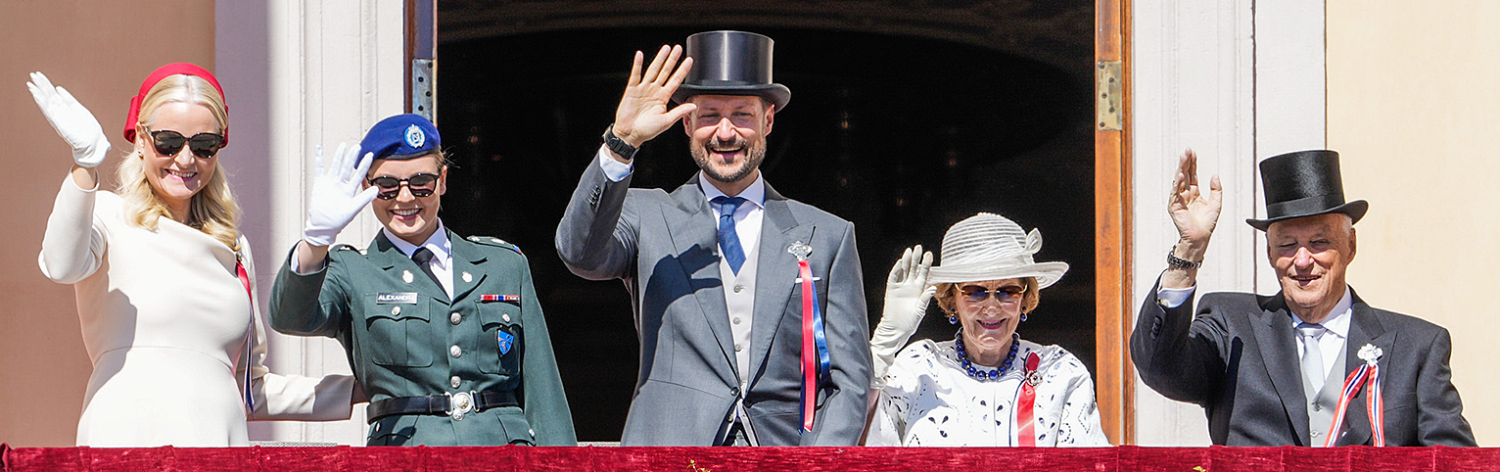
[[447, 391, 475, 421]]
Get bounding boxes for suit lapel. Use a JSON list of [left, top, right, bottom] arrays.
[[1253, 293, 1311, 445], [747, 184, 811, 383], [448, 230, 488, 303], [665, 178, 737, 376], [1338, 290, 1393, 446]]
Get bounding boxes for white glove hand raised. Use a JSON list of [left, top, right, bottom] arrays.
[[27, 72, 111, 168], [303, 143, 379, 247], [869, 245, 936, 388]]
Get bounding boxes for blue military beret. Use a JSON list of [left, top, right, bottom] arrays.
[[358, 113, 441, 164]]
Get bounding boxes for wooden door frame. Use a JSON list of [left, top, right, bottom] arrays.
[[1095, 0, 1134, 446]]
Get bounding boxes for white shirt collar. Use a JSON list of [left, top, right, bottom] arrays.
[[1293, 286, 1353, 339], [382, 221, 452, 267], [699, 171, 766, 209]]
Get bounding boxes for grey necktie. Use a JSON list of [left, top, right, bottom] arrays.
[[1297, 322, 1328, 392]]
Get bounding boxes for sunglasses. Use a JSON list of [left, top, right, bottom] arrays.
[[148, 129, 225, 159], [958, 284, 1026, 305], [367, 173, 440, 200]]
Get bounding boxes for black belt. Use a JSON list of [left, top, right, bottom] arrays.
[[368, 390, 518, 423]]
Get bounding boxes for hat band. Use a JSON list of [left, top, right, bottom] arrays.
[[1266, 192, 1347, 220]]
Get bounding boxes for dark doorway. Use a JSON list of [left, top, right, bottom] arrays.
[[437, 27, 1093, 441]]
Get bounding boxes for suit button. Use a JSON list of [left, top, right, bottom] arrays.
[[730, 387, 740, 396], [450, 312, 462, 325], [391, 306, 402, 315], [502, 313, 512, 323], [733, 284, 744, 293], [450, 376, 461, 388], [450, 345, 462, 358]]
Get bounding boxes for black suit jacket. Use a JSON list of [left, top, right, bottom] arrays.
[[1131, 277, 1475, 446]]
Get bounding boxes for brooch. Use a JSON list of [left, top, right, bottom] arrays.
[[786, 241, 812, 261], [1358, 344, 1383, 366]]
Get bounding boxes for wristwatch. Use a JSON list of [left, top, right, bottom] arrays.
[[602, 125, 639, 160], [1166, 250, 1202, 269]]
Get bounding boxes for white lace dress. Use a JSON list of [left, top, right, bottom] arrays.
[[867, 338, 1109, 447]]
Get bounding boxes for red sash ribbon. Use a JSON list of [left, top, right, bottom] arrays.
[[235, 258, 256, 414], [797, 260, 831, 433], [1016, 352, 1040, 446]]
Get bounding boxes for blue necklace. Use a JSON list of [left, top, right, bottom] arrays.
[[954, 331, 1020, 381]]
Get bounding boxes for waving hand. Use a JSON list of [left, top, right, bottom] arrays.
[[610, 45, 697, 151]]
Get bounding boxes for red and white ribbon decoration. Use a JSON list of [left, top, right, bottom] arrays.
[[1015, 352, 1040, 446]]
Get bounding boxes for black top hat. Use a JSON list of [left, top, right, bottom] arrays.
[[671, 30, 791, 111], [1245, 150, 1368, 231]]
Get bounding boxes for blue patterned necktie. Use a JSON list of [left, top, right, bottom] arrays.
[[711, 196, 747, 274]]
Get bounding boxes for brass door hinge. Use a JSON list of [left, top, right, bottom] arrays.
[[1096, 60, 1122, 131]]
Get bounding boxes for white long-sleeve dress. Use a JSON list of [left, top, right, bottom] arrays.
[[39, 177, 356, 447], [867, 337, 1110, 447]]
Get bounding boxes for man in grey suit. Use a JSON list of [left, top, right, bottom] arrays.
[[1132, 149, 1474, 446], [555, 31, 871, 446]]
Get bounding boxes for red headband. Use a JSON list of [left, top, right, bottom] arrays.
[[123, 63, 228, 146]]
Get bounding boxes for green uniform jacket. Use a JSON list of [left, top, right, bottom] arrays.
[[269, 229, 576, 446]]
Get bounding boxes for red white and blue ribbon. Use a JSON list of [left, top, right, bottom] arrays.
[[1323, 361, 1384, 447], [796, 258, 830, 434]]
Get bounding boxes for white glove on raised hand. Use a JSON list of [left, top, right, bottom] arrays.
[[870, 245, 936, 389], [27, 72, 111, 168], [303, 143, 379, 247]]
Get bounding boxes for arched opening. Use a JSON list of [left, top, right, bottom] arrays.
[[436, 22, 1094, 442]]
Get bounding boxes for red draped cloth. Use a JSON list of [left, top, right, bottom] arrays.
[[4, 444, 1499, 472]]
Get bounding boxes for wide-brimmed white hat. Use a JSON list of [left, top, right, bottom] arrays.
[[927, 212, 1069, 289]]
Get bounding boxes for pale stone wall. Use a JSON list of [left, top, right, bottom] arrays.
[[1327, 0, 1500, 446]]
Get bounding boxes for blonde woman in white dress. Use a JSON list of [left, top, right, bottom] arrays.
[[30, 64, 358, 447], [864, 212, 1109, 447]]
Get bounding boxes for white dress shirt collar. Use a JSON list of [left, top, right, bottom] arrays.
[[383, 221, 452, 264], [699, 171, 766, 208], [1293, 286, 1353, 339]]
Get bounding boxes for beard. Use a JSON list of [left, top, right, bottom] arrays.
[[690, 135, 767, 183]]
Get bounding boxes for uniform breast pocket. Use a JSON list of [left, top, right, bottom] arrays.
[[476, 302, 523, 375], [360, 293, 435, 367]]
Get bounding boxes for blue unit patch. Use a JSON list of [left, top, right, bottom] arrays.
[[497, 330, 515, 355]]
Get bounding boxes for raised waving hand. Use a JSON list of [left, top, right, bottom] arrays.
[[27, 72, 111, 168], [1163, 149, 1223, 288], [610, 45, 697, 151]]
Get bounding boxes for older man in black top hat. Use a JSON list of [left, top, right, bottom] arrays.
[[555, 31, 871, 446], [1131, 149, 1475, 446]]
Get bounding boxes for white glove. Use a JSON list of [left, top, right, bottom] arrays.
[[870, 245, 936, 389], [303, 143, 379, 246], [27, 72, 111, 168]]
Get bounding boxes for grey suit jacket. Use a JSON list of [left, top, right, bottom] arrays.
[[555, 157, 871, 446], [1132, 277, 1475, 446]]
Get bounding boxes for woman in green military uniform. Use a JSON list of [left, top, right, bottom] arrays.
[[269, 114, 576, 446]]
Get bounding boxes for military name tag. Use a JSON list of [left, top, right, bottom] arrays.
[[376, 292, 419, 304]]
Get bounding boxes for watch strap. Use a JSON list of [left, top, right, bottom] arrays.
[[1166, 250, 1203, 269], [602, 126, 639, 160]]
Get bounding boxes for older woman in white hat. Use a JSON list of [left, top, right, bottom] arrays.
[[863, 213, 1109, 446]]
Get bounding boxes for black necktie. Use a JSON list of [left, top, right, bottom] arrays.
[[410, 247, 443, 289]]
